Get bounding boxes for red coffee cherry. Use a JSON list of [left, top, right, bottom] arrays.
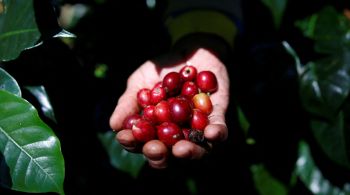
[[169, 96, 193, 125], [150, 82, 167, 105], [122, 113, 141, 130], [181, 81, 198, 98], [132, 119, 156, 142], [154, 100, 172, 123], [157, 122, 183, 147], [196, 71, 218, 93], [191, 109, 209, 131], [179, 65, 197, 82], [162, 72, 182, 96], [137, 88, 152, 108]]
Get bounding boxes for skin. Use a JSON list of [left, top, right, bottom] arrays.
[[109, 48, 229, 169]]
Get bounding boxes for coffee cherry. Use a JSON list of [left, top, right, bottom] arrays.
[[132, 119, 156, 142], [142, 105, 157, 124], [181, 81, 198, 98], [154, 100, 172, 123], [196, 71, 218, 93], [157, 122, 183, 147], [169, 96, 192, 125], [162, 72, 182, 96], [122, 113, 141, 129], [192, 92, 213, 115], [179, 65, 197, 82], [137, 88, 152, 108], [191, 109, 209, 131], [150, 82, 167, 105]]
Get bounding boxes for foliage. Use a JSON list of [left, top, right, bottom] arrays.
[[296, 141, 350, 194], [251, 164, 288, 195], [0, 1, 65, 194], [0, 89, 65, 194], [98, 131, 146, 178], [261, 0, 288, 29], [295, 6, 350, 169], [1, 0, 350, 195], [0, 0, 40, 61], [0, 68, 64, 194]]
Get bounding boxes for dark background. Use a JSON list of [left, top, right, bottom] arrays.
[[1, 0, 350, 194]]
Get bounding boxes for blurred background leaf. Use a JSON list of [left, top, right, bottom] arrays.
[[295, 6, 350, 119], [98, 131, 146, 178], [292, 6, 350, 169], [251, 164, 288, 195], [261, 0, 288, 29], [310, 110, 350, 169], [295, 141, 350, 194], [0, 0, 40, 61], [295, 6, 350, 55], [24, 86, 57, 123]]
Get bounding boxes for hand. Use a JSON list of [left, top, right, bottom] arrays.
[[109, 48, 230, 169]]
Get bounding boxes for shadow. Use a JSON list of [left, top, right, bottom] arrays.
[[0, 152, 12, 191]]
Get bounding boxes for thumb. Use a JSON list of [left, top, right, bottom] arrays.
[[109, 88, 140, 131]]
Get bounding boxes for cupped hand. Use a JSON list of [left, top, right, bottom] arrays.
[[109, 48, 230, 169]]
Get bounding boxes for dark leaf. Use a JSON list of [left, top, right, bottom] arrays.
[[33, 0, 76, 40], [295, 6, 350, 55], [296, 141, 350, 194], [291, 8, 350, 168], [98, 131, 146, 178], [0, 0, 40, 61], [299, 55, 350, 119], [24, 86, 56, 123], [0, 67, 21, 97], [261, 0, 288, 29], [310, 113, 350, 169], [251, 164, 288, 195]]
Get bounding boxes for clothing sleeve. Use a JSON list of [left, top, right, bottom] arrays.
[[164, 0, 243, 48]]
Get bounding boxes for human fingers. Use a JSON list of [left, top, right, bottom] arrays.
[[115, 129, 141, 152], [142, 140, 169, 169], [172, 140, 211, 159]]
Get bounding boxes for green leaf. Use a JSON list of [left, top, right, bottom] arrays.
[[98, 131, 146, 178], [0, 67, 21, 97], [282, 41, 305, 76], [296, 141, 350, 194], [237, 106, 250, 134], [295, 6, 350, 55], [24, 86, 56, 123], [251, 164, 288, 195], [292, 7, 350, 168], [261, 0, 288, 29], [310, 109, 350, 169], [299, 55, 350, 119], [186, 177, 198, 195], [0, 0, 40, 61], [296, 49, 350, 169], [0, 90, 65, 194]]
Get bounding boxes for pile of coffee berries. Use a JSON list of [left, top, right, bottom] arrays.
[[122, 65, 218, 147]]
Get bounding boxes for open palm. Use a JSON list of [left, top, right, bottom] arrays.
[[110, 48, 230, 168]]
